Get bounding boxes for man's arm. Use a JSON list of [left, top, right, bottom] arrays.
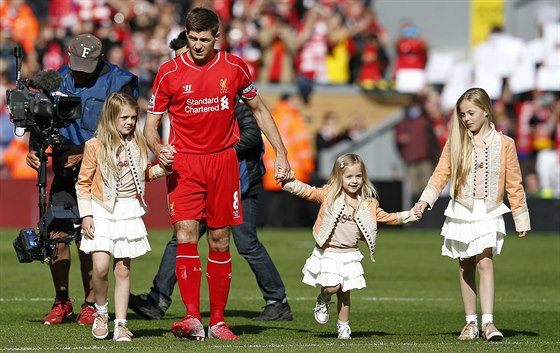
[[244, 95, 291, 182], [143, 112, 174, 167]]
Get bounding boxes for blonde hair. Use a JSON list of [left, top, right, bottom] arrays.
[[449, 88, 492, 195], [325, 153, 378, 208], [95, 92, 148, 173]]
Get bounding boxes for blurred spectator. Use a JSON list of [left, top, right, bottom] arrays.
[[0, 68, 15, 160], [294, 4, 329, 104], [257, 1, 297, 84], [524, 172, 549, 198], [393, 18, 428, 80], [34, 24, 67, 71], [226, 18, 262, 78], [348, 4, 389, 87], [263, 92, 314, 190], [513, 91, 537, 175], [46, 0, 77, 29], [531, 92, 557, 153], [423, 87, 449, 149], [395, 94, 439, 199], [315, 110, 346, 174], [315, 110, 345, 150], [341, 112, 367, 142], [2, 133, 35, 179], [325, 10, 352, 85], [493, 99, 515, 138], [261, 91, 314, 227], [534, 95, 560, 198], [0, 0, 39, 57], [357, 32, 387, 89]]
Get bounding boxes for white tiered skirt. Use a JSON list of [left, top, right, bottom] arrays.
[[80, 197, 151, 259], [302, 247, 366, 292], [440, 198, 510, 260]]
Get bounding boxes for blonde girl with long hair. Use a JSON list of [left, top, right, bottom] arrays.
[[282, 153, 417, 339], [76, 92, 170, 341], [414, 88, 530, 341]]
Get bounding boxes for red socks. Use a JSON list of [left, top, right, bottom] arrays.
[[176, 243, 202, 320], [207, 249, 232, 326]]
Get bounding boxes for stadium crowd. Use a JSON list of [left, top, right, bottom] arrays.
[[0, 0, 558, 199]]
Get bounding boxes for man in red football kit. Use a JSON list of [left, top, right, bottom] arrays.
[[144, 7, 291, 341]]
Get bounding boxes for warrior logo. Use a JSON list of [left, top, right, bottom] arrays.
[[182, 84, 193, 94]]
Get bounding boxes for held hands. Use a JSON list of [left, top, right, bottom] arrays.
[[158, 144, 176, 171], [413, 201, 428, 220], [274, 156, 292, 184], [280, 170, 296, 186], [81, 216, 95, 239]]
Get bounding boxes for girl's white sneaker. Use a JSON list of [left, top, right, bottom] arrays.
[[337, 324, 352, 339], [313, 295, 330, 324]]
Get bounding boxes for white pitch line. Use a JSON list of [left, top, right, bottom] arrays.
[[3, 341, 560, 351], [1, 296, 559, 303], [0, 346, 109, 351]]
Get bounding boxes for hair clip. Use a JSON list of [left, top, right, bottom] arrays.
[[340, 162, 344, 169]]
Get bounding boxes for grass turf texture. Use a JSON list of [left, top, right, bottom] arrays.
[[0, 227, 558, 352]]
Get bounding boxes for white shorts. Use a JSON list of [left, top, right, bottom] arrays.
[[80, 197, 151, 259]]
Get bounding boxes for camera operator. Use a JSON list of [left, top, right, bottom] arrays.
[[25, 34, 139, 326]]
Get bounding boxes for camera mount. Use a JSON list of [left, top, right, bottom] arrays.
[[8, 47, 81, 263]]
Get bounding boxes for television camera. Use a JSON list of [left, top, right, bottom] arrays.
[[6, 47, 81, 263]]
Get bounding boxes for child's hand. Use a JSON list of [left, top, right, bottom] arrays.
[[81, 216, 95, 239], [409, 207, 420, 221], [281, 170, 296, 186], [413, 201, 428, 219]]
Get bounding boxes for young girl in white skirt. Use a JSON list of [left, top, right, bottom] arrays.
[[76, 92, 170, 341], [414, 88, 530, 341], [282, 153, 417, 339]]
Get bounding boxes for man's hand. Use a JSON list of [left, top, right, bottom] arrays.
[[274, 155, 291, 184], [26, 149, 40, 170]]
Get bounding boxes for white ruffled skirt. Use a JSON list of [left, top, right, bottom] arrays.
[[80, 197, 151, 259], [302, 247, 366, 292], [440, 198, 510, 260]]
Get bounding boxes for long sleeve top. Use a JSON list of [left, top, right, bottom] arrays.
[[418, 127, 530, 232]]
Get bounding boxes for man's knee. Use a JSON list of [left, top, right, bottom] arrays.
[[208, 227, 230, 251]]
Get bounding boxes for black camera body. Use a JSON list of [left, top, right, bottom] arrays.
[[7, 88, 81, 132]]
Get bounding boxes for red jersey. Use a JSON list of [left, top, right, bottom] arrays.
[[148, 50, 257, 154]]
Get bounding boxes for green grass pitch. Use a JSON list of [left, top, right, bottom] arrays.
[[1, 227, 558, 352]]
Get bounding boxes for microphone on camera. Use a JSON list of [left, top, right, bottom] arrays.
[[27, 70, 63, 94]]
